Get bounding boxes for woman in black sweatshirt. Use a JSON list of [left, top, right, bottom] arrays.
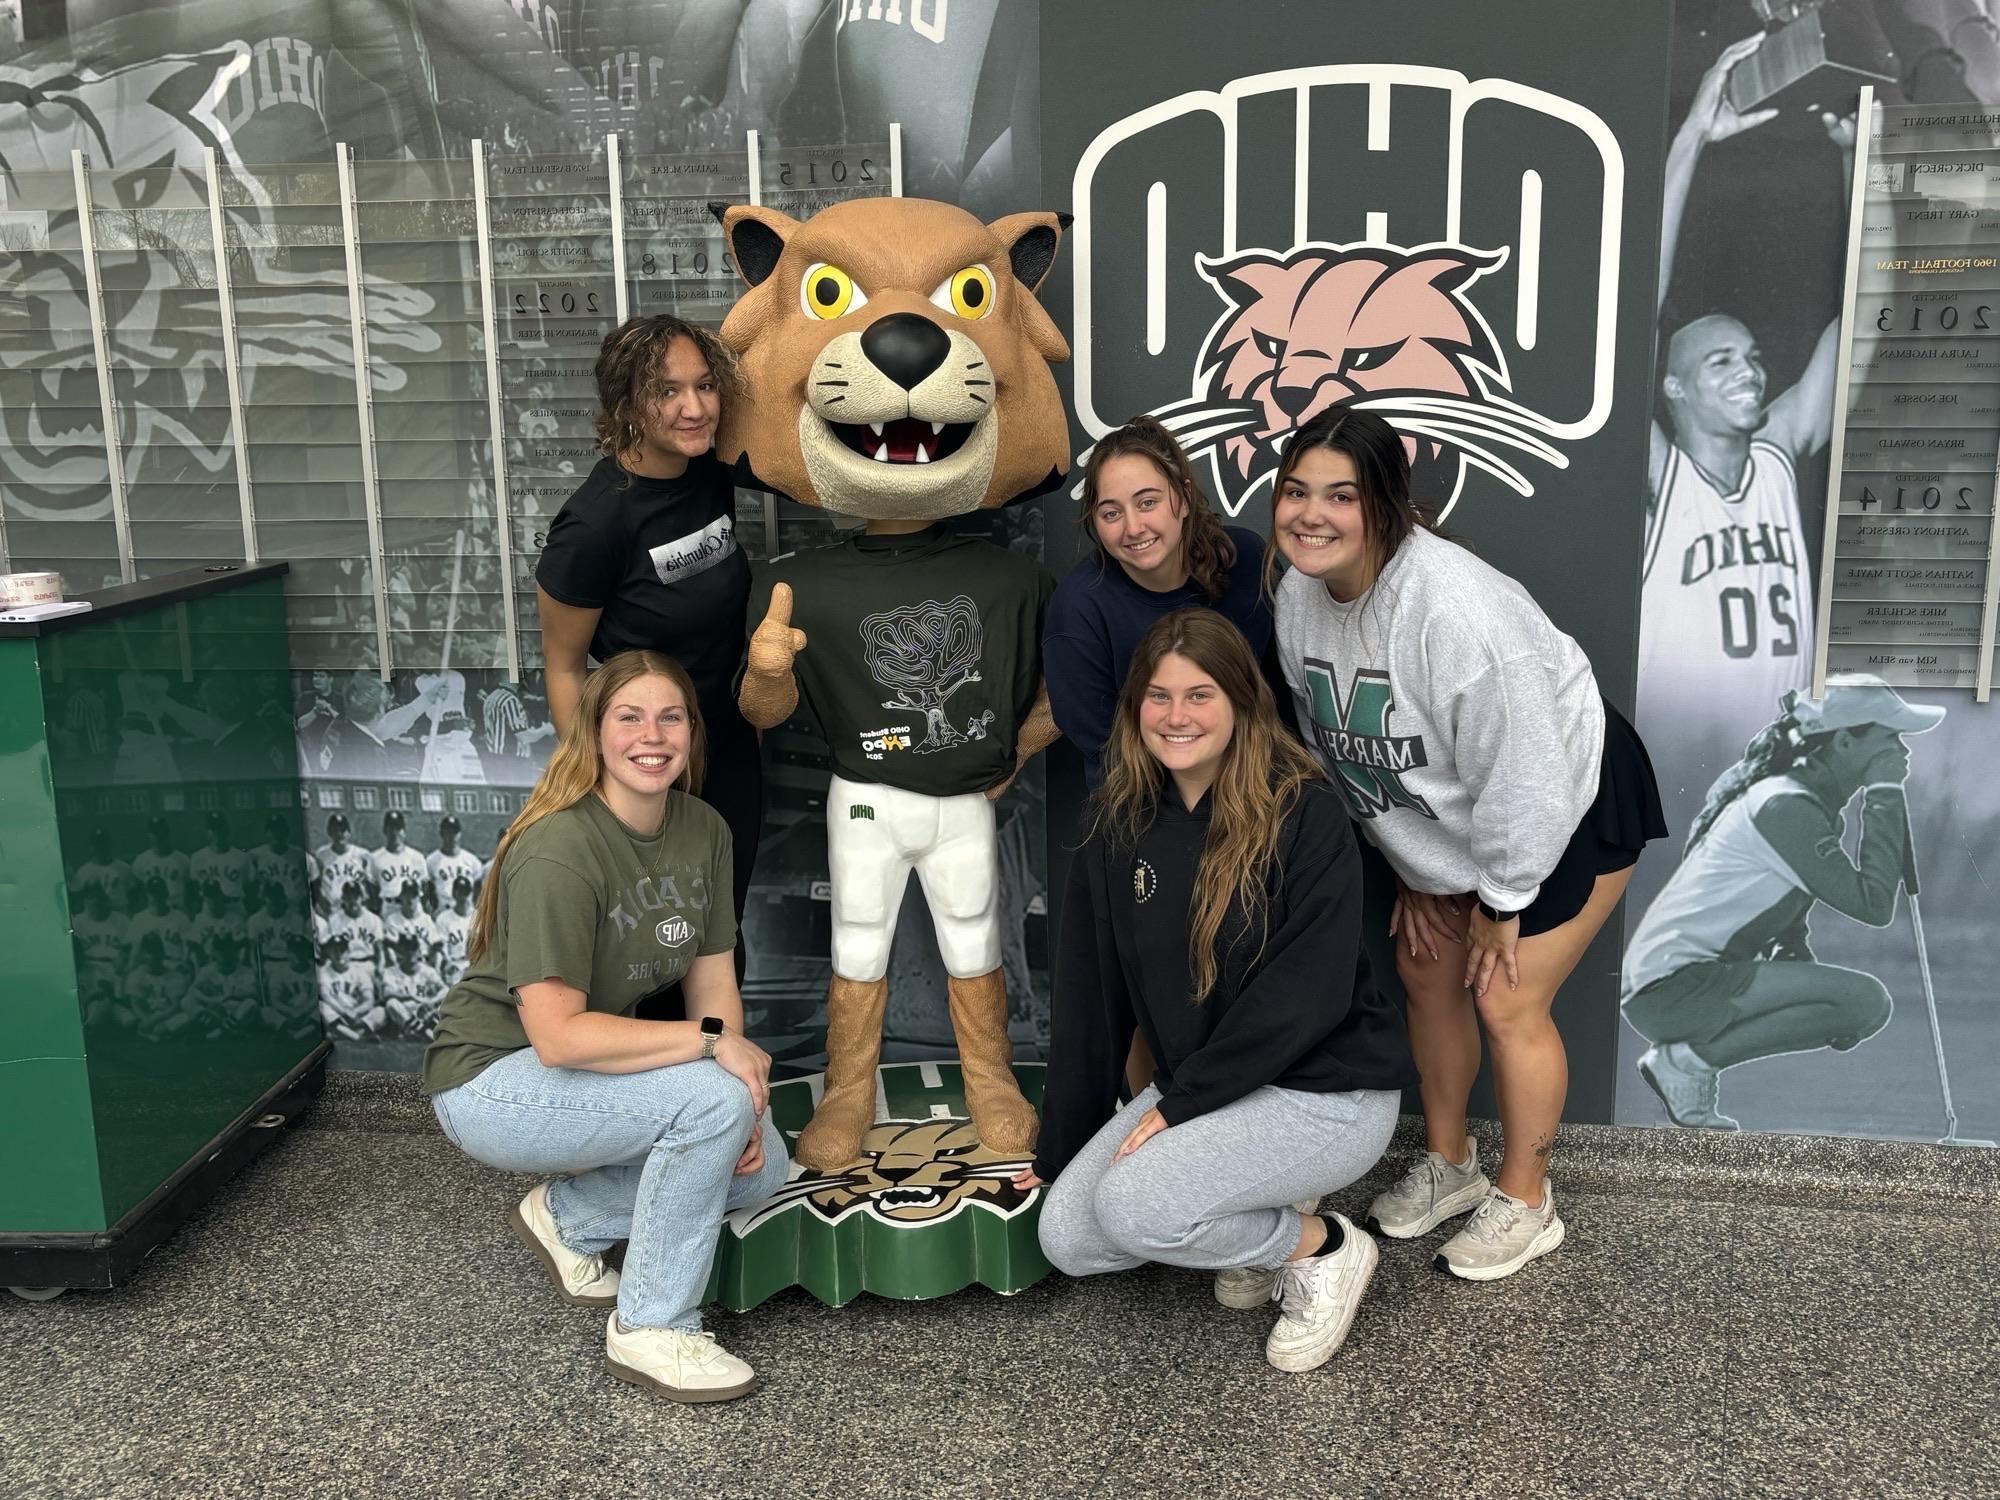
[[1016, 609, 1415, 1373]]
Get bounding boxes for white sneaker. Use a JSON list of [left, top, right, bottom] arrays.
[[511, 1182, 620, 1307], [1265, 1212, 1380, 1373], [1638, 1043, 1740, 1130], [1435, 1179, 1566, 1281], [605, 1314, 759, 1403], [1365, 1140, 1490, 1238], [1214, 1198, 1321, 1308]]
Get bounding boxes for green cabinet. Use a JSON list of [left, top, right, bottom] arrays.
[[0, 564, 327, 1289]]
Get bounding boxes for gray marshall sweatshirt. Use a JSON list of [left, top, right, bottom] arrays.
[[1275, 526, 1605, 913]]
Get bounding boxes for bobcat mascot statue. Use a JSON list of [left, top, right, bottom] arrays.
[[714, 195, 1070, 1171]]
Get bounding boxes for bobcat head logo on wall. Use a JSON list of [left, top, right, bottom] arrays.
[[1069, 64, 1625, 524], [1177, 241, 1565, 517]]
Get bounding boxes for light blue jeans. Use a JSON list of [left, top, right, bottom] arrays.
[[433, 1046, 789, 1331], [1039, 1083, 1400, 1275]]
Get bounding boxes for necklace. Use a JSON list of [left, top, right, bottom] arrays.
[[598, 790, 673, 885], [631, 802, 675, 891]]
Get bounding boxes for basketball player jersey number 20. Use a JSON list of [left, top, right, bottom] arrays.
[[1638, 438, 1814, 733]]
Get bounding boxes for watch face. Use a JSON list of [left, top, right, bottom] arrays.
[[701, 1016, 724, 1035]]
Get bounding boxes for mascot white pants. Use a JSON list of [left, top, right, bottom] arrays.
[[825, 775, 1000, 983]]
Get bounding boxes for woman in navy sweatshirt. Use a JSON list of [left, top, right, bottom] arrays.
[[1016, 610, 1415, 1374], [1043, 416, 1273, 790]]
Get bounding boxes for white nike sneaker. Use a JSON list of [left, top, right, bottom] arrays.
[[1214, 1198, 1321, 1308], [1365, 1140, 1490, 1238], [605, 1314, 759, 1403], [1265, 1212, 1380, 1373], [511, 1182, 620, 1307], [1638, 1043, 1740, 1130], [1434, 1179, 1566, 1281]]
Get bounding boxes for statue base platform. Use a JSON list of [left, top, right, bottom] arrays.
[[703, 1060, 1049, 1310]]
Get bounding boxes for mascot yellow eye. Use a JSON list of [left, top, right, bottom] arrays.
[[800, 262, 866, 320], [931, 265, 996, 320]]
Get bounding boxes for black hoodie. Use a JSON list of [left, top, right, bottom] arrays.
[[1033, 779, 1416, 1181]]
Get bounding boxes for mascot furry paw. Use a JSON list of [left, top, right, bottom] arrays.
[[716, 196, 1069, 1172]]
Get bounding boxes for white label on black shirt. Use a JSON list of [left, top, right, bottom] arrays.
[[649, 514, 738, 585]]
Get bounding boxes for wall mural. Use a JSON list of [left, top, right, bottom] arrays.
[[10, 0, 1996, 1146], [2, 0, 1048, 1072], [1044, 0, 1674, 1123], [1620, 0, 2000, 1144]]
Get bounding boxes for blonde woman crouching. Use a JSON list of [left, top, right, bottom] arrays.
[[424, 649, 785, 1403]]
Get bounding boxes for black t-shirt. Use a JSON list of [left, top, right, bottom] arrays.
[[535, 455, 752, 741], [747, 525, 1054, 797]]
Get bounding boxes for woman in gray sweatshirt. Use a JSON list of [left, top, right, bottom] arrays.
[[1269, 409, 1666, 1282]]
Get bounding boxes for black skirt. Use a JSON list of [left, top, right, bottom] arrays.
[[1515, 699, 1668, 937]]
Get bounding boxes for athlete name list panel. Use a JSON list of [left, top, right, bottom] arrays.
[[0, 134, 891, 680], [1831, 102, 2000, 692]]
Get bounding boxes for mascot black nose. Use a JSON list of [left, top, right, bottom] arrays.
[[862, 312, 950, 391]]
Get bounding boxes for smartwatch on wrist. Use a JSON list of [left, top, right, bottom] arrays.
[[1476, 899, 1514, 924], [699, 1015, 725, 1059]]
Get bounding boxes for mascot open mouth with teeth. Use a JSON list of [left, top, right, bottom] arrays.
[[715, 195, 1070, 1172]]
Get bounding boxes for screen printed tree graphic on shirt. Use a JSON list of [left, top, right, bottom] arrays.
[[859, 595, 995, 755]]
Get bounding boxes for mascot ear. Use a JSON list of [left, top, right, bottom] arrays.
[[712, 203, 800, 288], [987, 211, 1070, 293]]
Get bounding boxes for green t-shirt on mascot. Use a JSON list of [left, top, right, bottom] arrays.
[[715, 194, 1070, 1176]]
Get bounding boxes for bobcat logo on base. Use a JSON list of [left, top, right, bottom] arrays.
[[738, 1118, 1033, 1230], [1148, 241, 1567, 519], [709, 1064, 1050, 1307]]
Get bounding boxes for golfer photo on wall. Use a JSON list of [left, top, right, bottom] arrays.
[[1620, 674, 1989, 1146]]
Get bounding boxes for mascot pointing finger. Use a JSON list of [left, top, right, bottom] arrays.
[[716, 196, 1069, 1172]]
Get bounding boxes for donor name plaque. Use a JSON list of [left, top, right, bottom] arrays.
[[1823, 95, 2000, 696]]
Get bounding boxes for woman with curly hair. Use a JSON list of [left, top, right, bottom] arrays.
[[535, 315, 762, 946], [1622, 675, 1934, 1130], [1020, 609, 1415, 1374]]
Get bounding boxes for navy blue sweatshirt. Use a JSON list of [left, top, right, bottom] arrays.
[[1032, 780, 1417, 1181], [1043, 527, 1274, 787]]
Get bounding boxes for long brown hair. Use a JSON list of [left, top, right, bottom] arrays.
[[1081, 415, 1237, 602], [1262, 407, 1432, 598], [592, 315, 740, 466], [1095, 609, 1324, 1003], [468, 651, 706, 964]]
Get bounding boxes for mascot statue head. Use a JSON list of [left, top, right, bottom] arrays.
[[712, 196, 1071, 519]]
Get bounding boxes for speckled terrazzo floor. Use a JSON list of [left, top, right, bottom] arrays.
[[4, 1072, 1997, 1500]]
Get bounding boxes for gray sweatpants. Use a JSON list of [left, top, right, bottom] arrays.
[[1038, 1083, 1401, 1276]]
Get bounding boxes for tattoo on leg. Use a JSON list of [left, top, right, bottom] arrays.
[[1532, 1131, 1555, 1164]]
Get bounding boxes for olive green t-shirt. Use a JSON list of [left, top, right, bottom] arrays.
[[421, 792, 736, 1095]]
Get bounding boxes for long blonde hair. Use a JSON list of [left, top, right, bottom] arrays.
[[468, 651, 705, 964], [1095, 610, 1324, 1002]]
